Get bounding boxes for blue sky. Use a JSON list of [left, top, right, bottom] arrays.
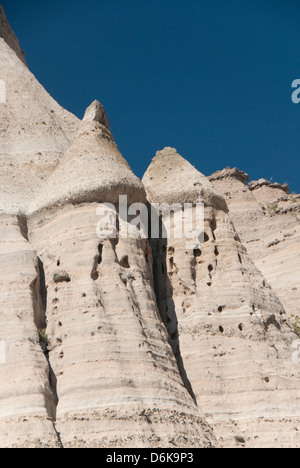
[[2, 0, 300, 192]]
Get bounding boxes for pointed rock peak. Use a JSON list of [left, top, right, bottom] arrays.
[[83, 100, 110, 130], [209, 167, 249, 184], [143, 147, 228, 212], [0, 5, 27, 65], [30, 103, 145, 214]]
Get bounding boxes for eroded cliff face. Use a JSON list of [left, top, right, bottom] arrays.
[[0, 8, 215, 448], [0, 6, 79, 215], [0, 6, 300, 449], [143, 149, 300, 448], [209, 169, 300, 323]]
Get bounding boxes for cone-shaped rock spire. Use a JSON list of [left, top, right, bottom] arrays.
[[83, 100, 110, 130], [143, 147, 228, 211], [0, 6, 79, 215], [30, 101, 146, 213]]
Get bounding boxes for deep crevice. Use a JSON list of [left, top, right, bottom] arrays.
[[150, 209, 198, 406], [30, 251, 62, 447]]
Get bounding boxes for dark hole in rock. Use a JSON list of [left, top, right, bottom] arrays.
[[57, 260, 60, 267], [53, 271, 71, 284], [219, 326, 224, 333], [218, 306, 224, 312], [235, 436, 246, 444], [98, 244, 103, 264], [214, 247, 219, 256], [193, 249, 201, 258], [91, 270, 99, 281], [204, 233, 209, 243], [238, 323, 243, 331], [238, 254, 242, 264], [171, 331, 179, 341], [208, 265, 214, 272], [120, 255, 130, 269]]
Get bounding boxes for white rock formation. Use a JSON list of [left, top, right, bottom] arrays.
[[143, 149, 300, 448], [1, 5, 300, 448], [209, 168, 300, 323], [0, 6, 79, 215], [0, 7, 214, 448]]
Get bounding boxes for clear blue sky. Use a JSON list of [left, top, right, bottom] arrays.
[[2, 0, 300, 192]]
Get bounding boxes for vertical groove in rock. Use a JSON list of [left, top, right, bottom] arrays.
[[150, 229, 197, 406], [27, 202, 216, 448], [0, 215, 60, 447], [29, 233, 63, 448]]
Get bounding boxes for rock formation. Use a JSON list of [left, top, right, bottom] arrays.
[[209, 168, 300, 323], [143, 148, 300, 448], [0, 6, 299, 449], [0, 7, 214, 448]]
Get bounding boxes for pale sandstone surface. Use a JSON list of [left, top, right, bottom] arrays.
[[25, 118, 215, 447], [0, 5, 26, 64], [1, 4, 300, 449], [0, 215, 59, 447], [0, 7, 79, 215], [27, 203, 215, 448], [0, 7, 215, 447], [209, 169, 300, 322], [29, 100, 146, 215], [143, 149, 300, 448]]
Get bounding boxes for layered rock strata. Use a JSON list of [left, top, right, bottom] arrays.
[[209, 169, 300, 322], [0, 8, 215, 446], [143, 148, 300, 448]]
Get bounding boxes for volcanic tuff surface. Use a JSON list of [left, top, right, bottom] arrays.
[[0, 6, 300, 448], [209, 169, 300, 324]]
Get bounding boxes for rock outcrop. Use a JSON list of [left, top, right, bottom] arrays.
[[143, 149, 300, 448], [1, 6, 300, 449], [209, 168, 300, 323], [0, 6, 79, 215], [0, 7, 214, 448]]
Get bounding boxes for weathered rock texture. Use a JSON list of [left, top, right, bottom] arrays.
[[0, 6, 79, 215], [143, 149, 300, 448], [0, 7, 214, 448], [209, 169, 300, 322], [1, 6, 300, 449]]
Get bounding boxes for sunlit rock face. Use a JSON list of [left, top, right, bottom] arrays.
[[0, 7, 215, 448], [1, 4, 300, 449], [25, 116, 215, 448], [209, 168, 300, 324], [0, 6, 79, 215], [143, 150, 300, 448]]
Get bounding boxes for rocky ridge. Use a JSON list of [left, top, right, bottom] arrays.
[[209, 168, 300, 323], [0, 6, 299, 448]]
